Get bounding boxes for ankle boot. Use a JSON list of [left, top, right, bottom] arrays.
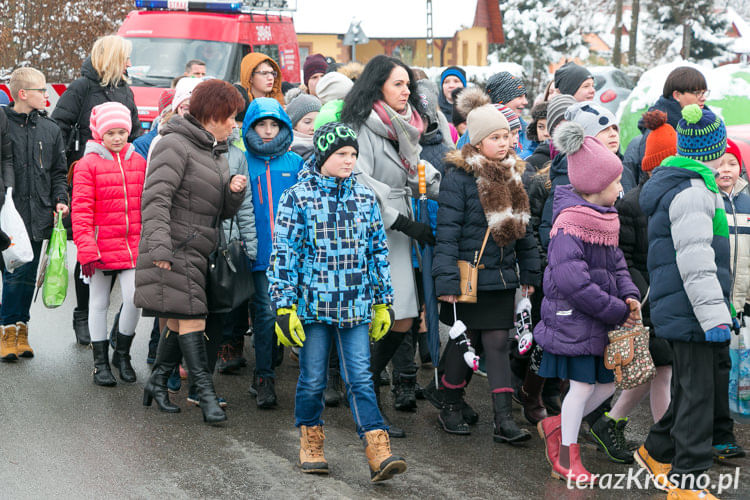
[[112, 332, 137, 383], [299, 425, 329, 474], [551, 443, 597, 485], [363, 429, 407, 482], [178, 331, 226, 424], [72, 308, 91, 346], [91, 341, 116, 386], [538, 414, 562, 467], [492, 392, 531, 444], [460, 389, 479, 425], [15, 322, 34, 358], [518, 372, 548, 425], [438, 388, 470, 435], [590, 412, 634, 464], [393, 376, 417, 412], [375, 385, 405, 438], [143, 328, 182, 413], [1, 325, 18, 361]]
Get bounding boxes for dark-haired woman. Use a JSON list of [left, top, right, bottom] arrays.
[[341, 55, 441, 435], [136, 79, 247, 424]]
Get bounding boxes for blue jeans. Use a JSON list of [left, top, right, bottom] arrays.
[[295, 322, 385, 438], [1, 240, 43, 325], [252, 271, 275, 378]]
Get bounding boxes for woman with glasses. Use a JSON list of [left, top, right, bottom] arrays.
[[239, 53, 284, 106], [51, 34, 142, 347]]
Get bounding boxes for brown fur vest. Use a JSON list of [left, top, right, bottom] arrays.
[[445, 145, 530, 248]]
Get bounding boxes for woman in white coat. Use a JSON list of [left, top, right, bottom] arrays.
[[341, 55, 441, 437]]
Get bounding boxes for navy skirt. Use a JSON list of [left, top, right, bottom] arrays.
[[539, 351, 615, 384]]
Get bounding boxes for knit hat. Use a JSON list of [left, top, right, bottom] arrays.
[[495, 105, 520, 131], [641, 110, 677, 172], [440, 66, 467, 87], [485, 71, 526, 105], [417, 79, 440, 126], [90, 102, 132, 141], [725, 138, 743, 167], [313, 121, 358, 168], [157, 89, 175, 116], [173, 77, 203, 111], [316, 71, 354, 105], [527, 101, 548, 142], [286, 92, 321, 128], [303, 54, 328, 87], [565, 101, 617, 138], [554, 62, 594, 97], [553, 121, 623, 194], [676, 104, 726, 162], [467, 104, 510, 146], [546, 94, 577, 134]]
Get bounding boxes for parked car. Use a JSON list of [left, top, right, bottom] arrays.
[[589, 66, 634, 114]]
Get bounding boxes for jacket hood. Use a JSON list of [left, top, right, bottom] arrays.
[[160, 114, 227, 156], [552, 184, 617, 222], [5, 102, 47, 123], [239, 53, 284, 105], [241, 98, 293, 158], [81, 57, 100, 83], [242, 97, 293, 134], [549, 151, 568, 181], [639, 155, 715, 216], [83, 140, 136, 162], [444, 146, 525, 178]]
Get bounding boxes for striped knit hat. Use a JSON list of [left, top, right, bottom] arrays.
[[495, 104, 520, 131], [676, 104, 726, 162], [89, 102, 131, 141]]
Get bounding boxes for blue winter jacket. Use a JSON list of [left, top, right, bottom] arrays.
[[268, 160, 394, 327], [242, 97, 304, 271], [133, 124, 159, 159], [639, 156, 733, 342]]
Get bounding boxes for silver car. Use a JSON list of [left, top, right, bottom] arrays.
[[590, 67, 634, 114]]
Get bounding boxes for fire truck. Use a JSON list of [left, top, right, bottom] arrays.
[[120, 0, 301, 128]]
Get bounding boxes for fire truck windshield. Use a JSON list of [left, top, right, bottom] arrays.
[[126, 37, 238, 87]]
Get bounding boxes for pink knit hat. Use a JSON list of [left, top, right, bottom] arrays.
[[90, 102, 132, 141], [553, 121, 622, 195]]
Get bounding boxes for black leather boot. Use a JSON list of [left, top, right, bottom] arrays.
[[438, 388, 470, 435], [112, 332, 137, 383], [393, 376, 417, 412], [73, 308, 91, 346], [91, 340, 116, 386], [178, 331, 226, 425], [143, 328, 181, 413], [492, 392, 531, 444]]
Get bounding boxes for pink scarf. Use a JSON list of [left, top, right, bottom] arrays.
[[372, 100, 424, 175], [551, 205, 620, 247]]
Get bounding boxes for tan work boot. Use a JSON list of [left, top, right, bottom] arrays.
[[363, 429, 407, 482], [1, 325, 18, 361], [299, 425, 329, 474], [15, 322, 34, 358]]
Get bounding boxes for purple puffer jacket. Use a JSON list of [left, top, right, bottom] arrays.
[[534, 185, 640, 357]]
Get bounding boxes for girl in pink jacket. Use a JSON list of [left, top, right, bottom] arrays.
[[72, 102, 146, 387]]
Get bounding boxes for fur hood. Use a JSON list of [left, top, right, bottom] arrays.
[[455, 86, 491, 120], [337, 61, 365, 82], [446, 145, 530, 247]]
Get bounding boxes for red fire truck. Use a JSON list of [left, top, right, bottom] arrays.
[[119, 0, 300, 128]]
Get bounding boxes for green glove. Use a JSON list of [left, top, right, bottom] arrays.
[[275, 306, 305, 347], [369, 304, 395, 341]]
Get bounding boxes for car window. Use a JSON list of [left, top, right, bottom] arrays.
[[593, 74, 606, 91], [612, 71, 633, 90]]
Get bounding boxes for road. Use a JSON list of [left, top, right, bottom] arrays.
[[0, 250, 748, 499]]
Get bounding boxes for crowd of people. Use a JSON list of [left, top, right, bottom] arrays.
[[0, 33, 747, 496]]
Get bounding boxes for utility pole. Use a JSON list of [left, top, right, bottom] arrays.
[[426, 0, 434, 67]]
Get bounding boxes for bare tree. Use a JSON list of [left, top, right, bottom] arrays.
[[612, 0, 623, 67], [629, 0, 639, 65]]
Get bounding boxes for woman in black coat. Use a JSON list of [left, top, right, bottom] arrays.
[[51, 35, 141, 345]]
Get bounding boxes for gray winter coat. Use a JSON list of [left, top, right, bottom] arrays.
[[134, 115, 245, 317], [224, 130, 257, 260]]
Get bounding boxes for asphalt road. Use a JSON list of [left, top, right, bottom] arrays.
[[0, 249, 748, 499]]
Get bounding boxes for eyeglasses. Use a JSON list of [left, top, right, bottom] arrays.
[[687, 90, 710, 98], [253, 70, 277, 78], [24, 88, 48, 93]]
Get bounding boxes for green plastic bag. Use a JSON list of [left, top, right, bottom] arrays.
[[42, 215, 68, 308]]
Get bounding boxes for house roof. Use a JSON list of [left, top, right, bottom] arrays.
[[293, 0, 479, 39]]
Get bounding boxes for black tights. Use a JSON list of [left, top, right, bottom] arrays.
[[441, 329, 512, 392]]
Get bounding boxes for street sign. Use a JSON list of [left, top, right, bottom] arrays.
[[343, 19, 368, 46]]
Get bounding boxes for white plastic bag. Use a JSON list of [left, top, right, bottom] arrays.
[[1, 188, 34, 273]]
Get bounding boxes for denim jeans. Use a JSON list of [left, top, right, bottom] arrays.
[[296, 322, 385, 438], [1, 240, 43, 325], [252, 271, 275, 378]]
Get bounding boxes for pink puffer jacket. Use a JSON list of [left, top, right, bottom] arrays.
[[72, 141, 146, 269]]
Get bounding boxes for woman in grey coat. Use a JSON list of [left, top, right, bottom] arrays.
[[136, 80, 247, 425], [341, 55, 441, 434]]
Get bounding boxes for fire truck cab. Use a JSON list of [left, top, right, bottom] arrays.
[[118, 0, 300, 128]]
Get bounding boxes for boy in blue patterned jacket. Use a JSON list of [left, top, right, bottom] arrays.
[[268, 122, 407, 483]]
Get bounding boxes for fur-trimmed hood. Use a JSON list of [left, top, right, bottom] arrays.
[[446, 145, 530, 247]]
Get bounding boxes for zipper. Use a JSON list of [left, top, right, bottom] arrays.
[[730, 194, 738, 306], [265, 162, 275, 234], [117, 154, 135, 267], [256, 176, 263, 204], [499, 247, 507, 287]]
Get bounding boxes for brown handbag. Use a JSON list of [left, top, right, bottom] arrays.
[[604, 320, 656, 390], [456, 228, 491, 304]]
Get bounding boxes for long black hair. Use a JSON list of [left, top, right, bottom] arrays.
[[341, 55, 423, 129]]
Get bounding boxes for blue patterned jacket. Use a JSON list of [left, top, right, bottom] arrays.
[[268, 161, 394, 328]]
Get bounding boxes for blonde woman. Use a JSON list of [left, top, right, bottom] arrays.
[[52, 34, 142, 346]]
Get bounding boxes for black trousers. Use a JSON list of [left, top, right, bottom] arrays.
[[644, 340, 733, 478]]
